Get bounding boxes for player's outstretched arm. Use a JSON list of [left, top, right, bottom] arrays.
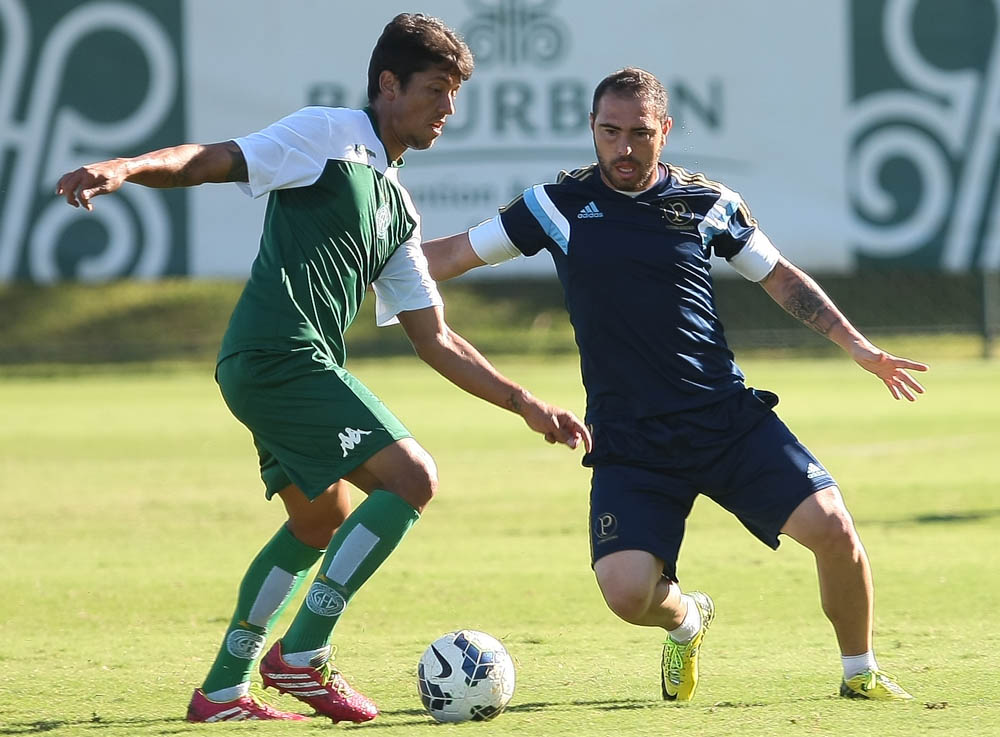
[[55, 141, 247, 211], [397, 305, 591, 451], [422, 232, 487, 281], [759, 257, 928, 401]]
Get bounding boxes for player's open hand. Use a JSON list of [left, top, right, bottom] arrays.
[[851, 344, 928, 401], [56, 159, 127, 211], [519, 398, 592, 452]]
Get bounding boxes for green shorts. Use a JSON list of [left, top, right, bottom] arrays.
[[216, 349, 410, 500]]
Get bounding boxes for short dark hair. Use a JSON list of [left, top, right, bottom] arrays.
[[592, 67, 669, 121], [367, 13, 475, 103]]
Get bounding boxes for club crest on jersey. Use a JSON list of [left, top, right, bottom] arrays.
[[659, 199, 696, 230], [375, 202, 391, 241]]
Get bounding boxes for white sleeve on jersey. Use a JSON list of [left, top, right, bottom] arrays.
[[372, 234, 444, 327], [468, 215, 522, 265], [727, 228, 781, 282], [233, 108, 332, 198]]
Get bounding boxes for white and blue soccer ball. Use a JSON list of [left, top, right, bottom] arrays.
[[417, 630, 516, 723]]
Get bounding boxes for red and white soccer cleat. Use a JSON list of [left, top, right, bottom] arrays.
[[259, 641, 379, 723], [185, 687, 308, 722]]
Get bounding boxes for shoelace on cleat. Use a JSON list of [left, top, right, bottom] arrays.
[[315, 660, 354, 698], [246, 686, 289, 716]]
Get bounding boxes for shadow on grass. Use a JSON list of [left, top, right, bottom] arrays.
[[507, 699, 658, 713], [0, 717, 185, 735], [864, 508, 1000, 527], [2, 696, 838, 733], [1, 702, 663, 734], [347, 698, 695, 729]]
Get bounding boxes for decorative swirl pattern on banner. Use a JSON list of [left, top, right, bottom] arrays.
[[849, 0, 1000, 270], [0, 0, 179, 282], [463, 0, 567, 67]]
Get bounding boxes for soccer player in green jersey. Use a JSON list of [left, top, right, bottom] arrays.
[[56, 13, 590, 724]]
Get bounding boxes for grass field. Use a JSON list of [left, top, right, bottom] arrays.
[[1, 352, 998, 736]]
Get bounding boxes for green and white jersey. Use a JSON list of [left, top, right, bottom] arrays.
[[218, 106, 442, 367]]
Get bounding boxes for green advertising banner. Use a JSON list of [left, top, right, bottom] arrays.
[[0, 0, 993, 281], [0, 0, 186, 282], [850, 0, 1000, 271]]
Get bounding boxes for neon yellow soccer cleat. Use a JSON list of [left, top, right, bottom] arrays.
[[661, 591, 715, 701], [840, 669, 913, 700]]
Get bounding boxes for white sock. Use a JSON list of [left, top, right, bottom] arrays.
[[841, 650, 878, 679], [667, 594, 702, 644], [205, 681, 250, 702], [282, 644, 331, 668]]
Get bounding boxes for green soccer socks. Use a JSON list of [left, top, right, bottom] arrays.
[[201, 524, 323, 695], [281, 490, 419, 655]]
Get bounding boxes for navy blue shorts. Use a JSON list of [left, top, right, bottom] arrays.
[[586, 388, 835, 580]]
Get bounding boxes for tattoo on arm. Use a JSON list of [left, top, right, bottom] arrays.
[[506, 391, 524, 413], [783, 283, 838, 335]]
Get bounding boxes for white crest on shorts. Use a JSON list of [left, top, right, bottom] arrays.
[[305, 581, 346, 617], [595, 513, 618, 539], [226, 629, 266, 660], [339, 427, 372, 457]]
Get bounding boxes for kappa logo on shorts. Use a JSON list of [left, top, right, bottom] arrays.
[[339, 427, 372, 457], [595, 512, 618, 540]]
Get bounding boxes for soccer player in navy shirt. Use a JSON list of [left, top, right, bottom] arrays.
[[423, 67, 927, 702]]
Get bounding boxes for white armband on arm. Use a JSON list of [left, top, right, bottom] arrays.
[[468, 216, 522, 265], [727, 228, 781, 282]]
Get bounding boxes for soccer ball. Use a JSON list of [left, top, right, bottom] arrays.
[[416, 630, 516, 723]]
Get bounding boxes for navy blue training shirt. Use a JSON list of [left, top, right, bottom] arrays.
[[489, 163, 776, 423]]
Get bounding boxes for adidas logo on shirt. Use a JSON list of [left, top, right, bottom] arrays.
[[806, 462, 826, 480], [577, 201, 604, 219]]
